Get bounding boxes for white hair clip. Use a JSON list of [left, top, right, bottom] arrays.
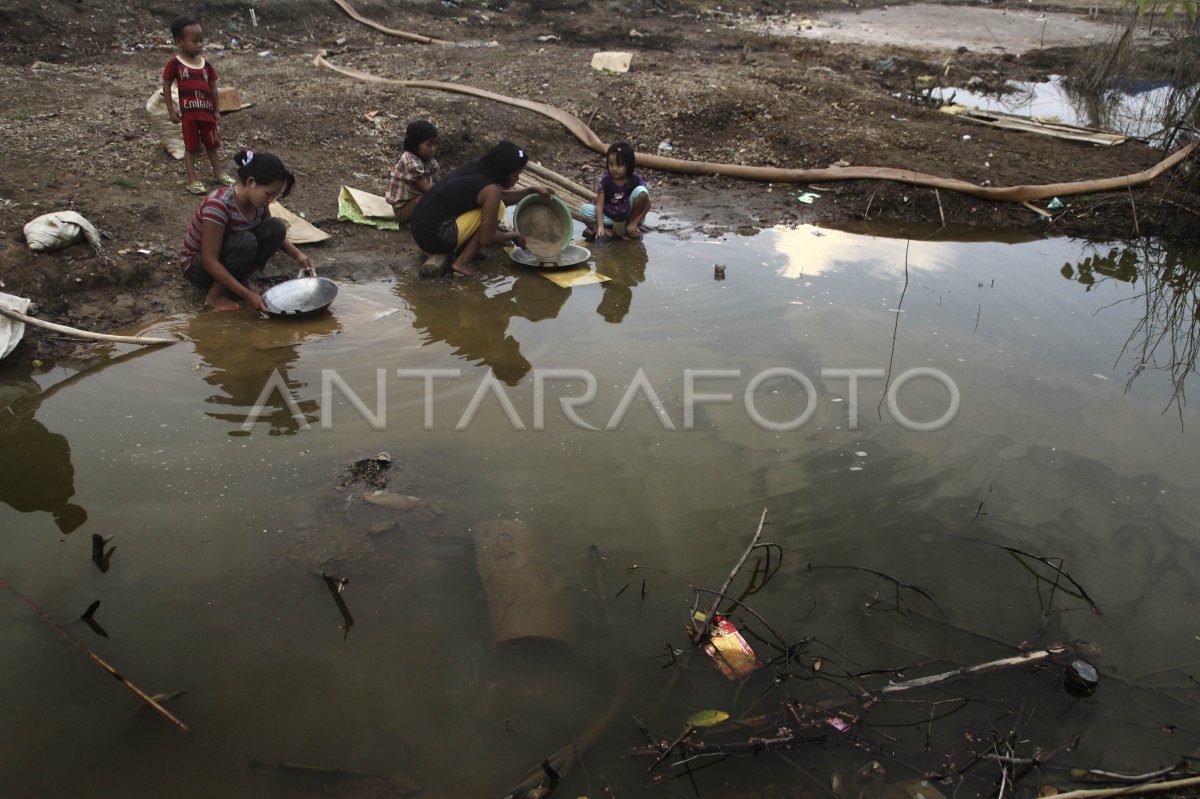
[[518, 149, 525, 158], [244, 150, 254, 164]]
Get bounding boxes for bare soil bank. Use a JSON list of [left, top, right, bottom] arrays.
[[0, 0, 1196, 363]]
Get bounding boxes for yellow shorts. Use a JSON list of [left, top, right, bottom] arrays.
[[452, 202, 506, 249]]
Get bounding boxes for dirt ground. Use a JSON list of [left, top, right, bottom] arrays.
[[0, 0, 1196, 363]]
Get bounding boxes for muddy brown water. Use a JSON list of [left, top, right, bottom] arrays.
[[2, 219, 1199, 797]]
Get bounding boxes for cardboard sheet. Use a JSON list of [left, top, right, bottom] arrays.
[[269, 201, 330, 244], [337, 186, 399, 230]]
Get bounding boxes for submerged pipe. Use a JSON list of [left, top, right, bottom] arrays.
[[471, 519, 571, 645]]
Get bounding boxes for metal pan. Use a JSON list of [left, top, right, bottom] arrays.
[[508, 243, 591, 270], [262, 276, 338, 318]]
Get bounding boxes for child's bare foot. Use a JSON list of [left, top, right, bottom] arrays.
[[204, 288, 241, 311], [626, 225, 643, 239], [450, 260, 481, 277]]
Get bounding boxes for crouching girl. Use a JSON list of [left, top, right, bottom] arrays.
[[179, 149, 314, 311]]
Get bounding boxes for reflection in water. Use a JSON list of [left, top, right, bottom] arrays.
[[1060, 244, 1140, 288], [397, 270, 570, 385], [593, 241, 649, 323], [0, 379, 88, 534], [1062, 241, 1200, 412], [0, 355, 151, 535], [1075, 237, 1195, 410], [186, 312, 342, 435]]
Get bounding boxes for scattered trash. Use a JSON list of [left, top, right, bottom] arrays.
[[339, 451, 392, 489], [1047, 197, 1065, 209], [1064, 659, 1099, 696], [796, 191, 822, 204], [23, 211, 102, 253], [536, 34, 560, 42], [962, 134, 972, 141], [685, 709, 730, 727], [690, 611, 764, 680], [323, 573, 350, 595], [590, 51, 632, 74], [657, 140, 674, 153], [629, 28, 645, 38], [362, 490, 426, 511], [217, 86, 252, 113]]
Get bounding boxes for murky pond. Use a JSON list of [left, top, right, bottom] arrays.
[[3, 220, 1199, 797]]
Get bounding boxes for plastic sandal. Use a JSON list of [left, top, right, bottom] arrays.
[[186, 180, 207, 195], [218, 173, 236, 186]]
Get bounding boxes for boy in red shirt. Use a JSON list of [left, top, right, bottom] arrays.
[[162, 16, 234, 195]]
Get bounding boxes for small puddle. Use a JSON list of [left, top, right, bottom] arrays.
[[929, 74, 1200, 144], [741, 3, 1134, 54], [2, 221, 1199, 796]]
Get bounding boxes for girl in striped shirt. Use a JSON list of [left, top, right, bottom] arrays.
[[180, 150, 314, 312]]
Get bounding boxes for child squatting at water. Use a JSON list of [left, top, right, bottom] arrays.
[[179, 150, 315, 312], [583, 141, 651, 241], [409, 141, 553, 277]]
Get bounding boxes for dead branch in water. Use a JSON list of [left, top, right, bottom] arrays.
[[0, 575, 189, 732], [1048, 775, 1200, 799], [693, 509, 769, 648]]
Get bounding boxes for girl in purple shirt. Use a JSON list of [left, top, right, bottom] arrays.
[[584, 141, 651, 241]]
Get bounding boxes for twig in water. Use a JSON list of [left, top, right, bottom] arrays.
[[981, 753, 1184, 783], [693, 509, 768, 648], [1048, 775, 1200, 799], [650, 725, 697, 772], [691, 586, 790, 654], [935, 188, 946, 229], [91, 533, 115, 572], [320, 573, 355, 638], [878, 239, 911, 420], [812, 563, 942, 616], [0, 575, 189, 732], [986, 544, 1100, 615]]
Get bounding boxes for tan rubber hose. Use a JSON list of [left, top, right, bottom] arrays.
[[316, 12, 1197, 204]]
